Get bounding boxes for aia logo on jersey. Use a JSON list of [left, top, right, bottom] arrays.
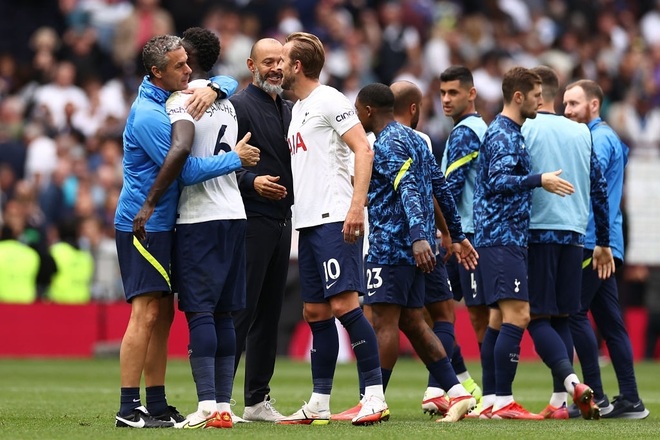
[[288, 133, 308, 155], [335, 109, 355, 122]]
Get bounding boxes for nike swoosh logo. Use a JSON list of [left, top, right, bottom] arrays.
[[325, 281, 338, 289], [472, 291, 477, 299], [367, 291, 376, 296], [132, 398, 140, 403], [633, 403, 641, 409], [116, 415, 146, 428]]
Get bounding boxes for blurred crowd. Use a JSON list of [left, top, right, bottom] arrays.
[[0, 0, 659, 355]]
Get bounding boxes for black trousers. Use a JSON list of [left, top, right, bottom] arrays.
[[233, 215, 292, 406]]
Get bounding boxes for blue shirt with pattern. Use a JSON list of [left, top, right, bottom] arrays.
[[474, 114, 542, 248], [441, 114, 488, 234], [368, 121, 464, 265]]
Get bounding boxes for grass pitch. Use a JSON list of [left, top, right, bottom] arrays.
[[0, 357, 657, 439]]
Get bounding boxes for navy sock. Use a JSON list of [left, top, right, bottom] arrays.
[[119, 387, 141, 416], [570, 311, 603, 397], [427, 357, 460, 391], [145, 385, 167, 416], [357, 366, 365, 399], [427, 321, 455, 388], [381, 367, 393, 392], [188, 313, 217, 402], [451, 343, 468, 376], [481, 326, 499, 396], [528, 318, 574, 382], [309, 318, 338, 394], [432, 321, 456, 359], [214, 315, 235, 404], [338, 308, 382, 387], [494, 323, 523, 396]]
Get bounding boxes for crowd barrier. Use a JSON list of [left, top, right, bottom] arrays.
[[0, 302, 653, 360]]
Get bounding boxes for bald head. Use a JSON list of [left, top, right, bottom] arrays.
[[390, 80, 423, 129], [250, 38, 282, 60], [248, 38, 284, 97]]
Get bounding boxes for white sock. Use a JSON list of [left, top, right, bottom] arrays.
[[446, 383, 469, 398], [309, 393, 330, 411], [493, 395, 514, 412], [564, 374, 580, 395], [482, 394, 496, 409], [364, 384, 385, 401], [216, 402, 231, 413], [424, 386, 445, 398], [457, 372, 472, 383], [549, 392, 567, 408], [198, 400, 216, 414]]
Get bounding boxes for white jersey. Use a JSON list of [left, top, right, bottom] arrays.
[[288, 85, 359, 230], [166, 79, 246, 224]]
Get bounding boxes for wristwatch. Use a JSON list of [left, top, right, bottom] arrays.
[[207, 81, 223, 98]]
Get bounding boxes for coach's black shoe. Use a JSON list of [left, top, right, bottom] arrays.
[[601, 396, 650, 419], [115, 406, 174, 428], [152, 405, 186, 424], [567, 394, 612, 418]]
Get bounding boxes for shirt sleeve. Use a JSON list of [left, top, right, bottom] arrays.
[[589, 145, 610, 247]]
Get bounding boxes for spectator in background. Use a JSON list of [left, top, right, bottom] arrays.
[[112, 0, 174, 76], [11, 179, 56, 297], [369, 1, 421, 86], [47, 217, 94, 304], [203, 5, 254, 80], [80, 215, 123, 302], [23, 122, 57, 191], [31, 61, 89, 133], [0, 204, 40, 304]]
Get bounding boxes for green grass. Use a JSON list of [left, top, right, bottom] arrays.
[[0, 357, 657, 439]]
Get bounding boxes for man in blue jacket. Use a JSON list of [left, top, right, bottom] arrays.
[[563, 79, 649, 419]]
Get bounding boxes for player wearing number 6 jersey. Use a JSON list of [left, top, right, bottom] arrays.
[[165, 28, 253, 430]]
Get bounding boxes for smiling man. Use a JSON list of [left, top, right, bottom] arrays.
[[229, 38, 294, 423]]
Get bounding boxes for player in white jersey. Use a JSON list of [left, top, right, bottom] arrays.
[[132, 27, 259, 430], [276, 32, 388, 427]]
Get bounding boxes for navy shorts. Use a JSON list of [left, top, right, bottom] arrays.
[[448, 257, 483, 307], [424, 250, 453, 305], [476, 245, 529, 306], [298, 222, 366, 303], [174, 220, 247, 313], [363, 263, 425, 308], [116, 230, 173, 302], [528, 243, 582, 315]]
